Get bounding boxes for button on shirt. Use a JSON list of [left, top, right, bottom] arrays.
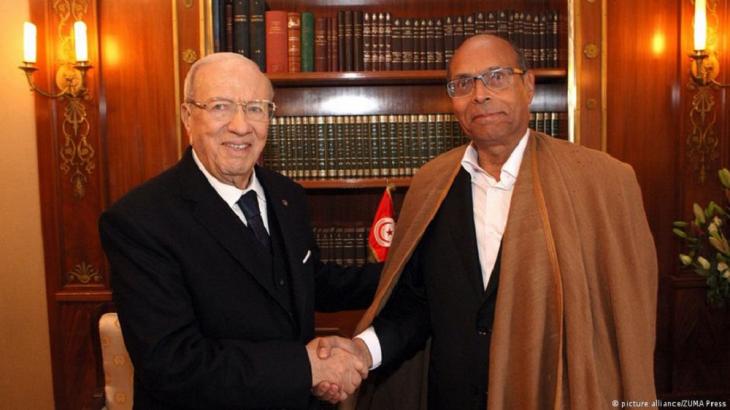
[[192, 150, 270, 233], [357, 130, 530, 369]]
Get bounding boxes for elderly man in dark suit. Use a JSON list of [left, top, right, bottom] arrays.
[[99, 52, 379, 409]]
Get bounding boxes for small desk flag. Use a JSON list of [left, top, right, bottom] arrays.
[[368, 185, 395, 262]]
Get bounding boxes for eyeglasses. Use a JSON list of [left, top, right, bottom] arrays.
[[446, 67, 525, 98], [186, 98, 276, 122]]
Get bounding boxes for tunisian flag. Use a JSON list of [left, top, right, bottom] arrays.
[[368, 186, 395, 262]]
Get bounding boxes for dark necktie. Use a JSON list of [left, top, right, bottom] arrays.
[[238, 191, 271, 249]]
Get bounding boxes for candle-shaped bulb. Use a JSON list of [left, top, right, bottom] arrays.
[[74, 21, 88, 62], [23, 22, 37, 64], [694, 0, 707, 51]]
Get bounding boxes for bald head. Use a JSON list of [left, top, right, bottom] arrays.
[[447, 35, 527, 81], [183, 52, 274, 102]]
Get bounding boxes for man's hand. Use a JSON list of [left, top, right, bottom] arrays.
[[306, 337, 368, 403], [317, 336, 373, 370]]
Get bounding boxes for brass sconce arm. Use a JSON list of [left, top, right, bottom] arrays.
[[19, 61, 92, 100], [689, 51, 730, 88]]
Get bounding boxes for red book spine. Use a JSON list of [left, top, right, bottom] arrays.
[[287, 12, 301, 72], [265, 11, 289, 73]]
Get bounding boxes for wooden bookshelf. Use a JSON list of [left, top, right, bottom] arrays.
[[269, 68, 567, 87], [296, 177, 412, 189]]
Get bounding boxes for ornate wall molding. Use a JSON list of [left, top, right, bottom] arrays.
[[53, 0, 95, 198], [687, 85, 719, 183], [67, 261, 102, 284], [686, 0, 722, 183]]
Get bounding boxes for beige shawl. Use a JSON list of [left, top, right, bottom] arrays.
[[354, 131, 658, 409]]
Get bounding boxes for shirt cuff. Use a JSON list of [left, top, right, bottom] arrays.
[[354, 326, 382, 370]]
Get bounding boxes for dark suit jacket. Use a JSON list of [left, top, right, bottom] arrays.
[[372, 168, 499, 410], [99, 148, 380, 409]]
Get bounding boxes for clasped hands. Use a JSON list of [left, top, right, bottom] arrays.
[[306, 336, 372, 403]]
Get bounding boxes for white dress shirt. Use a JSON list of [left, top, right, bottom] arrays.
[[192, 150, 270, 233], [358, 130, 530, 369]]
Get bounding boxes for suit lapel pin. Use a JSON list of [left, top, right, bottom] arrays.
[[282, 199, 288, 207]]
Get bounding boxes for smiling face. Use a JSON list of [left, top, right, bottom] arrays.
[[181, 55, 273, 189], [449, 35, 535, 150]]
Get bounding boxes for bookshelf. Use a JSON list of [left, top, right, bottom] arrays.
[[268, 68, 567, 86], [191, 0, 570, 336]]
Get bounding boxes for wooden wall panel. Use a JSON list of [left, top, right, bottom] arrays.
[[30, 0, 180, 407], [672, 0, 730, 398], [608, 0, 730, 399], [100, 0, 179, 204], [606, 0, 682, 394], [671, 279, 730, 396]]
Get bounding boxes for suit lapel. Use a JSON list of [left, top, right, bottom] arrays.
[[256, 167, 309, 330], [446, 168, 486, 300], [177, 150, 281, 303]]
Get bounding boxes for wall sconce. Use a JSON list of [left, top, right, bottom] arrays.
[[689, 0, 728, 87], [19, 21, 93, 99], [20, 19, 96, 199], [686, 0, 726, 183]]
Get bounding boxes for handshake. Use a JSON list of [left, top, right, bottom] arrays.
[[306, 336, 373, 403]]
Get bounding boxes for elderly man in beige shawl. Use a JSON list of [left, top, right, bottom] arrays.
[[316, 34, 658, 410]]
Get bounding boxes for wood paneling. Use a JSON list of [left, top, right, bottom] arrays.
[[607, 0, 730, 399], [670, 278, 730, 395], [100, 0, 180, 203]]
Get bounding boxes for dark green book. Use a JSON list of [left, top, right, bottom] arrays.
[[233, 0, 250, 56], [249, 0, 265, 71], [301, 12, 314, 72]]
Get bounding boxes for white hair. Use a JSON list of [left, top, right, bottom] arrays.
[[183, 52, 274, 101]]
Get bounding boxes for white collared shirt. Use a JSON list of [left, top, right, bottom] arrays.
[[357, 129, 530, 369], [461, 129, 528, 288], [192, 149, 270, 233]]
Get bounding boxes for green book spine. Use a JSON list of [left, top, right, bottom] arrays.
[[249, 0, 266, 71], [336, 116, 346, 178], [408, 114, 418, 175], [427, 114, 438, 161], [233, 0, 250, 56], [378, 115, 389, 177], [435, 114, 446, 157], [369, 115, 380, 177], [301, 12, 315, 72], [316, 116, 327, 178], [326, 116, 336, 178], [388, 115, 398, 177], [345, 116, 356, 177], [264, 117, 278, 171]]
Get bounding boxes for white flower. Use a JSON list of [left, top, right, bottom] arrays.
[[718, 262, 728, 272], [713, 216, 723, 227], [697, 256, 711, 270], [694, 203, 706, 224], [724, 270, 730, 280], [708, 222, 718, 235]]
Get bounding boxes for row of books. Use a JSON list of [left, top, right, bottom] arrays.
[[264, 113, 467, 179], [209, 1, 561, 73], [529, 112, 566, 140], [263, 112, 566, 180], [314, 225, 371, 266]]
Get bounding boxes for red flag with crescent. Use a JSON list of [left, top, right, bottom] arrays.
[[368, 186, 395, 262]]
